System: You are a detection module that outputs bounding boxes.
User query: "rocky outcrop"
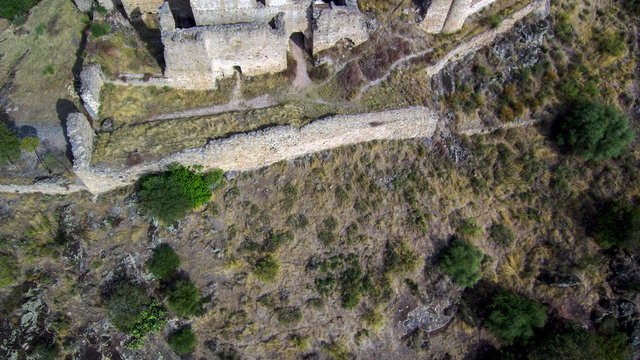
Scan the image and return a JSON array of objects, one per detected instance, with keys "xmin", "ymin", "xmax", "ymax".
[
  {"xmin": 72, "ymin": 0, "xmax": 92, "ymax": 11},
  {"xmin": 66, "ymin": 113, "xmax": 95, "ymax": 170},
  {"xmin": 96, "ymin": 0, "xmax": 115, "ymax": 11},
  {"xmin": 79, "ymin": 63, "xmax": 105, "ymax": 121}
]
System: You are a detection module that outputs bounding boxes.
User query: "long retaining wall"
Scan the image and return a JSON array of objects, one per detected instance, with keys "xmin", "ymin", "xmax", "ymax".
[{"xmin": 0, "ymin": 107, "xmax": 439, "ymax": 195}]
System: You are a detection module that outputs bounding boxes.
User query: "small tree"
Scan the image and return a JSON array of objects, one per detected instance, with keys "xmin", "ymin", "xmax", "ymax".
[
  {"xmin": 168, "ymin": 326, "xmax": 197, "ymax": 354},
  {"xmin": 105, "ymin": 283, "xmax": 152, "ymax": 332},
  {"xmin": 594, "ymin": 199, "xmax": 640, "ymax": 250},
  {"xmin": 167, "ymin": 280, "xmax": 201, "ymax": 317},
  {"xmin": 556, "ymin": 101, "xmax": 634, "ymax": 160},
  {"xmin": 146, "ymin": 244, "xmax": 180, "ymax": 279},
  {"xmin": 438, "ymin": 237, "xmax": 484, "ymax": 288},
  {"xmin": 0, "ymin": 123, "xmax": 20, "ymax": 165},
  {"xmin": 254, "ymin": 255, "xmax": 280, "ymax": 282},
  {"xmin": 486, "ymin": 291, "xmax": 547, "ymax": 345},
  {"xmin": 20, "ymin": 137, "xmax": 39, "ymax": 153},
  {"xmin": 138, "ymin": 164, "xmax": 224, "ymax": 224}
]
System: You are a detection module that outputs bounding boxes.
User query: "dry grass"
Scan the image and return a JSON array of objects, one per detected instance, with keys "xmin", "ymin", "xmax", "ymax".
[{"xmin": 0, "ymin": 0, "xmax": 87, "ymax": 124}]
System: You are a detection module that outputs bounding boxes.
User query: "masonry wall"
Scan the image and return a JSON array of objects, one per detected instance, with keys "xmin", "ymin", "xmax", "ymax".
[
  {"xmin": 163, "ymin": 28, "xmax": 217, "ymax": 89},
  {"xmin": 121, "ymin": 0, "xmax": 164, "ymax": 15},
  {"xmin": 421, "ymin": 0, "xmax": 498, "ymax": 34},
  {"xmin": 441, "ymin": 0, "xmax": 473, "ymax": 33},
  {"xmin": 312, "ymin": 2, "xmax": 368, "ymax": 53}
]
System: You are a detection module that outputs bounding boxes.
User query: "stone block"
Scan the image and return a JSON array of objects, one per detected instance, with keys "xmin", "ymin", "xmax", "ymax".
[
  {"xmin": 79, "ymin": 63, "xmax": 105, "ymax": 121},
  {"xmin": 66, "ymin": 113, "xmax": 95, "ymax": 170}
]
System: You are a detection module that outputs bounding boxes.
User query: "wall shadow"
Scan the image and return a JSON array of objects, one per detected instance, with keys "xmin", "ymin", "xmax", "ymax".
[{"xmin": 56, "ymin": 99, "xmax": 80, "ymax": 163}]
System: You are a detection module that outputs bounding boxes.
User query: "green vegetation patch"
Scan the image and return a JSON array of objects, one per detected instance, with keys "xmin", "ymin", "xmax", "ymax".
[
  {"xmin": 0, "ymin": 252, "xmax": 19, "ymax": 287},
  {"xmin": 126, "ymin": 302, "xmax": 167, "ymax": 349},
  {"xmin": 138, "ymin": 164, "xmax": 224, "ymax": 224},
  {"xmin": 486, "ymin": 291, "xmax": 547, "ymax": 345},
  {"xmin": 275, "ymin": 306, "xmax": 302, "ymax": 326},
  {"xmin": 146, "ymin": 244, "xmax": 181, "ymax": 279},
  {"xmin": 254, "ymin": 255, "xmax": 280, "ymax": 282},
  {"xmin": 594, "ymin": 198, "xmax": 640, "ymax": 250},
  {"xmin": 439, "ymin": 237, "xmax": 484, "ymax": 288},
  {"xmin": 489, "ymin": 223, "xmax": 515, "ymax": 246},
  {"xmin": 0, "ymin": 124, "xmax": 20, "ymax": 165},
  {"xmin": 167, "ymin": 280, "xmax": 201, "ymax": 317},
  {"xmin": 168, "ymin": 326, "xmax": 197, "ymax": 354},
  {"xmin": 0, "ymin": 0, "xmax": 40, "ymax": 23},
  {"xmin": 383, "ymin": 239, "xmax": 419, "ymax": 274},
  {"xmin": 556, "ymin": 101, "xmax": 633, "ymax": 160}
]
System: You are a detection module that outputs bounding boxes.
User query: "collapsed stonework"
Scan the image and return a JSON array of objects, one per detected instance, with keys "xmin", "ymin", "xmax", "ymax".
[
  {"xmin": 66, "ymin": 113, "xmax": 96, "ymax": 170},
  {"xmin": 158, "ymin": 0, "xmax": 368, "ymax": 89},
  {"xmin": 79, "ymin": 63, "xmax": 105, "ymax": 121},
  {"xmin": 422, "ymin": 0, "xmax": 497, "ymax": 34}
]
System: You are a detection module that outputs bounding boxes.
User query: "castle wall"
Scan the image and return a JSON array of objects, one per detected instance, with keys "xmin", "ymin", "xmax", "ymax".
[
  {"xmin": 312, "ymin": 1, "xmax": 368, "ymax": 53},
  {"xmin": 441, "ymin": 0, "xmax": 473, "ymax": 33},
  {"xmin": 421, "ymin": 0, "xmax": 453, "ymax": 33},
  {"xmin": 121, "ymin": 0, "xmax": 164, "ymax": 15},
  {"xmin": 163, "ymin": 28, "xmax": 218, "ymax": 89}
]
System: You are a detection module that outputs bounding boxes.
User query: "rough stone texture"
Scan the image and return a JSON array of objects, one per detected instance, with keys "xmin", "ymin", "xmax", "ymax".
[
  {"xmin": 159, "ymin": 0, "xmax": 367, "ymax": 89},
  {"xmin": 441, "ymin": 0, "xmax": 473, "ymax": 33},
  {"xmin": 73, "ymin": 0, "xmax": 93, "ymax": 11},
  {"xmin": 121, "ymin": 0, "xmax": 163, "ymax": 16},
  {"xmin": 422, "ymin": 0, "xmax": 454, "ymax": 33},
  {"xmin": 74, "ymin": 106, "xmax": 439, "ymax": 194},
  {"xmin": 96, "ymin": 0, "xmax": 115, "ymax": 11},
  {"xmin": 79, "ymin": 63, "xmax": 105, "ymax": 121},
  {"xmin": 66, "ymin": 113, "xmax": 95, "ymax": 170},
  {"xmin": 312, "ymin": 0, "xmax": 368, "ymax": 53},
  {"xmin": 426, "ymin": 0, "xmax": 550, "ymax": 75}
]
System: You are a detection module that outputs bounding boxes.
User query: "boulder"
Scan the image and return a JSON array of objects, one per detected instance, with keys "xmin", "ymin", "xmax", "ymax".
[
  {"xmin": 79, "ymin": 63, "xmax": 105, "ymax": 121},
  {"xmin": 96, "ymin": 0, "xmax": 114, "ymax": 11},
  {"xmin": 73, "ymin": 0, "xmax": 92, "ymax": 12},
  {"xmin": 66, "ymin": 113, "xmax": 95, "ymax": 170}
]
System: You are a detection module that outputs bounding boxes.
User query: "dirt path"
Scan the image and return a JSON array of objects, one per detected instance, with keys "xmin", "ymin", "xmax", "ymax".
[{"xmin": 290, "ymin": 39, "xmax": 313, "ymax": 91}]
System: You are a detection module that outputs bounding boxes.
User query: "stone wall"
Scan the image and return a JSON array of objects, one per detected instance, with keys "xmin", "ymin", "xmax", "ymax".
[
  {"xmin": 422, "ymin": 0, "xmax": 453, "ymax": 33},
  {"xmin": 312, "ymin": 0, "xmax": 368, "ymax": 53},
  {"xmin": 74, "ymin": 106, "xmax": 439, "ymax": 194},
  {"xmin": 79, "ymin": 63, "xmax": 105, "ymax": 121},
  {"xmin": 121, "ymin": 0, "xmax": 164, "ymax": 15},
  {"xmin": 66, "ymin": 113, "xmax": 95, "ymax": 170},
  {"xmin": 441, "ymin": 0, "xmax": 473, "ymax": 33},
  {"xmin": 421, "ymin": 0, "xmax": 498, "ymax": 34}
]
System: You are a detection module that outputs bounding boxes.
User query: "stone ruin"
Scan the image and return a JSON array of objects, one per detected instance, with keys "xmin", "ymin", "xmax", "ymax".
[
  {"xmin": 421, "ymin": 0, "xmax": 497, "ymax": 34},
  {"xmin": 157, "ymin": 0, "xmax": 368, "ymax": 89}
]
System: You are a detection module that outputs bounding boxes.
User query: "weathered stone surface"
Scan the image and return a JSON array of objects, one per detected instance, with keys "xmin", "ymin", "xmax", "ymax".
[
  {"xmin": 79, "ymin": 63, "xmax": 105, "ymax": 120},
  {"xmin": 422, "ymin": 0, "xmax": 454, "ymax": 33},
  {"xmin": 312, "ymin": 0, "xmax": 368, "ymax": 54},
  {"xmin": 537, "ymin": 271, "xmax": 581, "ymax": 288},
  {"xmin": 66, "ymin": 113, "xmax": 95, "ymax": 170},
  {"xmin": 96, "ymin": 0, "xmax": 115, "ymax": 11},
  {"xmin": 100, "ymin": 117, "xmax": 114, "ymax": 132},
  {"xmin": 73, "ymin": 0, "xmax": 93, "ymax": 11},
  {"xmin": 442, "ymin": 0, "xmax": 473, "ymax": 34}
]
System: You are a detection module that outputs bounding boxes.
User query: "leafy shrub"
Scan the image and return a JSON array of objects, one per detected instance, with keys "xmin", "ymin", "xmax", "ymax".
[
  {"xmin": 167, "ymin": 280, "xmax": 201, "ymax": 317},
  {"xmin": 488, "ymin": 14, "xmax": 502, "ymax": 28},
  {"xmin": 90, "ymin": 22, "xmax": 112, "ymax": 38},
  {"xmin": 30, "ymin": 343, "xmax": 58, "ymax": 360},
  {"xmin": 383, "ymin": 239, "xmax": 419, "ymax": 274},
  {"xmin": 487, "ymin": 291, "xmax": 547, "ymax": 345},
  {"xmin": 168, "ymin": 326, "xmax": 197, "ymax": 354},
  {"xmin": 20, "ymin": 137, "xmax": 39, "ymax": 153},
  {"xmin": 262, "ymin": 231, "xmax": 293, "ymax": 253},
  {"xmin": 146, "ymin": 244, "xmax": 180, "ymax": 279},
  {"xmin": 42, "ymin": 65, "xmax": 54, "ymax": 75},
  {"xmin": 289, "ymin": 334, "xmax": 309, "ymax": 349},
  {"xmin": 0, "ymin": 0, "xmax": 39, "ymax": 21},
  {"xmin": 438, "ymin": 237, "xmax": 483, "ymax": 288},
  {"xmin": 275, "ymin": 306, "xmax": 302, "ymax": 326},
  {"xmin": 139, "ymin": 164, "xmax": 224, "ymax": 224},
  {"xmin": 0, "ymin": 252, "xmax": 18, "ymax": 287},
  {"xmin": 556, "ymin": 101, "xmax": 633, "ymax": 160},
  {"xmin": 287, "ymin": 214, "xmax": 309, "ymax": 230},
  {"xmin": 490, "ymin": 223, "xmax": 515, "ymax": 246},
  {"xmin": 254, "ymin": 255, "xmax": 279, "ymax": 282},
  {"xmin": 458, "ymin": 217, "xmax": 483, "ymax": 238},
  {"xmin": 126, "ymin": 301, "xmax": 167, "ymax": 349},
  {"xmin": 105, "ymin": 283, "xmax": 154, "ymax": 332},
  {"xmin": 597, "ymin": 32, "xmax": 626, "ymax": 57},
  {"xmin": 0, "ymin": 123, "xmax": 20, "ymax": 165},
  {"xmin": 593, "ymin": 199, "xmax": 640, "ymax": 250},
  {"xmin": 362, "ymin": 310, "xmax": 383, "ymax": 330}
]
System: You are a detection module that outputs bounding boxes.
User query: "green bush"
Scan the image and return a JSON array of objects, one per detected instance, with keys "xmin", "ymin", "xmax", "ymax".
[
  {"xmin": 30, "ymin": 343, "xmax": 58, "ymax": 360},
  {"xmin": 146, "ymin": 244, "xmax": 180, "ymax": 279},
  {"xmin": 490, "ymin": 223, "xmax": 515, "ymax": 246},
  {"xmin": 254, "ymin": 255, "xmax": 279, "ymax": 282},
  {"xmin": 0, "ymin": 0, "xmax": 39, "ymax": 21},
  {"xmin": 0, "ymin": 252, "xmax": 18, "ymax": 287},
  {"xmin": 287, "ymin": 214, "xmax": 309, "ymax": 230},
  {"xmin": 275, "ymin": 306, "xmax": 302, "ymax": 326},
  {"xmin": 458, "ymin": 217, "xmax": 483, "ymax": 238},
  {"xmin": 168, "ymin": 326, "xmax": 197, "ymax": 354},
  {"xmin": 126, "ymin": 301, "xmax": 167, "ymax": 349},
  {"xmin": 90, "ymin": 22, "xmax": 112, "ymax": 38},
  {"xmin": 20, "ymin": 137, "xmax": 39, "ymax": 153},
  {"xmin": 597, "ymin": 32, "xmax": 626, "ymax": 57},
  {"xmin": 438, "ymin": 238, "xmax": 483, "ymax": 288},
  {"xmin": 0, "ymin": 123, "xmax": 20, "ymax": 165},
  {"xmin": 139, "ymin": 164, "xmax": 224, "ymax": 224},
  {"xmin": 486, "ymin": 291, "xmax": 547, "ymax": 345},
  {"xmin": 488, "ymin": 14, "xmax": 502, "ymax": 28},
  {"xmin": 105, "ymin": 284, "xmax": 169, "ymax": 349},
  {"xmin": 556, "ymin": 101, "xmax": 633, "ymax": 160},
  {"xmin": 593, "ymin": 199, "xmax": 640, "ymax": 250},
  {"xmin": 167, "ymin": 280, "xmax": 201, "ymax": 317},
  {"xmin": 383, "ymin": 239, "xmax": 419, "ymax": 274}
]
